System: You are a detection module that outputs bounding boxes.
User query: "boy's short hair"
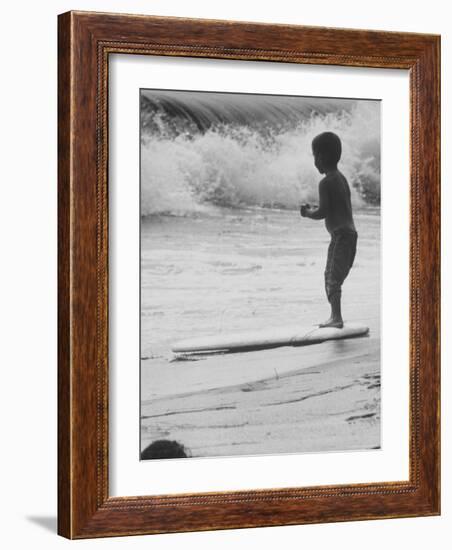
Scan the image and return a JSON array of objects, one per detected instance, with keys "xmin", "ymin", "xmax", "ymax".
[{"xmin": 312, "ymin": 132, "xmax": 342, "ymax": 165}]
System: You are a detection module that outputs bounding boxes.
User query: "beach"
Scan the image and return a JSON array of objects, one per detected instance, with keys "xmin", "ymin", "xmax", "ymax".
[{"xmin": 140, "ymin": 208, "xmax": 380, "ymax": 458}]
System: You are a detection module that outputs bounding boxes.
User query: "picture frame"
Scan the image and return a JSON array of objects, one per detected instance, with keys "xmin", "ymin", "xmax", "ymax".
[{"xmin": 58, "ymin": 10, "xmax": 440, "ymax": 539}]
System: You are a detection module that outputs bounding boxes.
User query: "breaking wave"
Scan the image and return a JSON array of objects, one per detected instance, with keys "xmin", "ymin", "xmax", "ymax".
[{"xmin": 140, "ymin": 90, "xmax": 380, "ymax": 216}]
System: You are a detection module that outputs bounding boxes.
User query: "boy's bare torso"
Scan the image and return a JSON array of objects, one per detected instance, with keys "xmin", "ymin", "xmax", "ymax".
[{"xmin": 322, "ymin": 170, "xmax": 356, "ymax": 234}]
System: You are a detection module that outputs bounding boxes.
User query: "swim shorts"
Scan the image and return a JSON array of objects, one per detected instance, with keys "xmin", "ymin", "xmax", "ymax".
[{"xmin": 324, "ymin": 228, "xmax": 358, "ymax": 301}]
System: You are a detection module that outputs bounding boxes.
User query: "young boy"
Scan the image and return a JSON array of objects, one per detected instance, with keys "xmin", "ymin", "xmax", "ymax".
[{"xmin": 300, "ymin": 131, "xmax": 357, "ymax": 329}]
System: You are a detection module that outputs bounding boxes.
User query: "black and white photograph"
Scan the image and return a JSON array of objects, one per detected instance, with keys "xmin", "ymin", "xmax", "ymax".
[{"xmin": 140, "ymin": 89, "xmax": 381, "ymax": 460}]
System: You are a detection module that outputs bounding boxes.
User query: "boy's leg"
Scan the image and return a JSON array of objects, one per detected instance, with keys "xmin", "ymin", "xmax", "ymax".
[
  {"xmin": 330, "ymin": 292, "xmax": 343, "ymax": 324},
  {"xmin": 320, "ymin": 290, "xmax": 343, "ymax": 328},
  {"xmin": 321, "ymin": 231, "xmax": 358, "ymax": 327},
  {"xmin": 321, "ymin": 235, "xmax": 344, "ymax": 328}
]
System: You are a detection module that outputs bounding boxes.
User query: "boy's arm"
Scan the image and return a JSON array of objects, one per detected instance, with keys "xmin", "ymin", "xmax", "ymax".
[{"xmin": 303, "ymin": 179, "xmax": 329, "ymax": 220}]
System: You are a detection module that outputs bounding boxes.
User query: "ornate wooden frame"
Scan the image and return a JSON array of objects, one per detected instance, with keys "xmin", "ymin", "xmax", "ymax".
[{"xmin": 58, "ymin": 11, "xmax": 440, "ymax": 539}]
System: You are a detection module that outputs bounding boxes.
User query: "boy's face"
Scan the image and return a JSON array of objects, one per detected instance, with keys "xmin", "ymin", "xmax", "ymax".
[{"xmin": 313, "ymin": 149, "xmax": 325, "ymax": 174}]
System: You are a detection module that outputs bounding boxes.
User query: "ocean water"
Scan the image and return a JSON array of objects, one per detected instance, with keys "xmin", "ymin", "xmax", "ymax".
[{"xmin": 140, "ymin": 208, "xmax": 380, "ymax": 361}]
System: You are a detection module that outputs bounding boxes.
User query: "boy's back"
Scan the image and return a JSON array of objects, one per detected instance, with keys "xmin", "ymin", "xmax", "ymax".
[{"xmin": 321, "ymin": 169, "xmax": 356, "ymax": 235}]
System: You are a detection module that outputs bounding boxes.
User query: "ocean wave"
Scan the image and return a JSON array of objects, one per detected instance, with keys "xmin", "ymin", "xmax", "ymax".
[{"xmin": 141, "ymin": 94, "xmax": 380, "ymax": 216}]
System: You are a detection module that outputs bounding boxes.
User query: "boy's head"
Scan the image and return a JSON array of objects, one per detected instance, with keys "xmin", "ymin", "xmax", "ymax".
[{"xmin": 312, "ymin": 132, "xmax": 342, "ymax": 173}]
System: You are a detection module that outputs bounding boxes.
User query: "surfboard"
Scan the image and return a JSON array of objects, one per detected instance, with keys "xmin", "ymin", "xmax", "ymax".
[{"xmin": 172, "ymin": 323, "xmax": 369, "ymax": 355}]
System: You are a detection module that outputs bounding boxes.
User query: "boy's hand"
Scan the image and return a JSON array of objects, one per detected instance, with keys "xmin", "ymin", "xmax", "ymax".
[{"xmin": 300, "ymin": 203, "xmax": 310, "ymax": 217}]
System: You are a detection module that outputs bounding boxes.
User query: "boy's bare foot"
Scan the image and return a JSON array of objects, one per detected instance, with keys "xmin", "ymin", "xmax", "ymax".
[{"xmin": 318, "ymin": 318, "xmax": 344, "ymax": 329}]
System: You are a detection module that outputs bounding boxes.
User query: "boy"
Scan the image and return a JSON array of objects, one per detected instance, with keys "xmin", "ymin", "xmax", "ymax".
[{"xmin": 300, "ymin": 131, "xmax": 357, "ymax": 329}]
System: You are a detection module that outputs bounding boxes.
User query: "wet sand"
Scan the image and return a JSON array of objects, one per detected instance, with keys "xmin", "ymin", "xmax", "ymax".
[
  {"xmin": 140, "ymin": 208, "xmax": 380, "ymax": 457},
  {"xmin": 142, "ymin": 342, "xmax": 380, "ymax": 457}
]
